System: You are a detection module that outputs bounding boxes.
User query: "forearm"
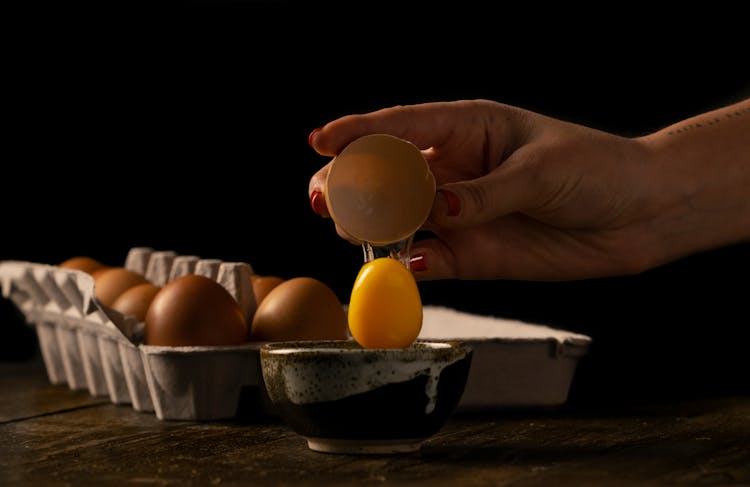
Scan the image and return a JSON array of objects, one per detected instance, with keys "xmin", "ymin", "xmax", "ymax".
[{"xmin": 639, "ymin": 98, "xmax": 750, "ymax": 264}]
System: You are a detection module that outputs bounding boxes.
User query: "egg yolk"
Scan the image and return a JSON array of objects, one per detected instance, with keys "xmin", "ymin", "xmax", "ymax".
[{"xmin": 348, "ymin": 257, "xmax": 422, "ymax": 349}]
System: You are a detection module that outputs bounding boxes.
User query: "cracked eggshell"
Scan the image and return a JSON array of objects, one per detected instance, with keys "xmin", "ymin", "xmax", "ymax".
[{"xmin": 325, "ymin": 134, "xmax": 435, "ymax": 245}]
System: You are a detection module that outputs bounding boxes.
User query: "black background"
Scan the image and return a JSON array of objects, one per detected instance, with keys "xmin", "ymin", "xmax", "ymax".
[{"xmin": 3, "ymin": 1, "xmax": 749, "ymax": 406}]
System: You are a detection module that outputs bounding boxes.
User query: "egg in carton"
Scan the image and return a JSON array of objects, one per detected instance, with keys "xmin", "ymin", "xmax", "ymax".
[
  {"xmin": 0, "ymin": 247, "xmax": 272, "ymax": 422},
  {"xmin": 131, "ymin": 248, "xmax": 270, "ymax": 421},
  {"xmin": 119, "ymin": 247, "xmax": 272, "ymax": 421}
]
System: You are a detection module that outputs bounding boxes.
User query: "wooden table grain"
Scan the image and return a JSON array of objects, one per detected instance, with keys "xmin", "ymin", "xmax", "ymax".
[{"xmin": 2, "ymin": 354, "xmax": 748, "ymax": 487}]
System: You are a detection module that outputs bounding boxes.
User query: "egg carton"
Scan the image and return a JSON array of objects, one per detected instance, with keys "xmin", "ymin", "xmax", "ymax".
[
  {"xmin": 0, "ymin": 247, "xmax": 272, "ymax": 421},
  {"xmin": 417, "ymin": 306, "xmax": 592, "ymax": 410}
]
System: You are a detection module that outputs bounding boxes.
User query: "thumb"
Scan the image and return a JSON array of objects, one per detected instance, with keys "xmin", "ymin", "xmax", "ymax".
[{"xmin": 429, "ymin": 155, "xmax": 542, "ymax": 228}]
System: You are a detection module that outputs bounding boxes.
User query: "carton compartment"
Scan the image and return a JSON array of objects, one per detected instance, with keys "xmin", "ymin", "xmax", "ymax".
[
  {"xmin": 99, "ymin": 335, "xmax": 131, "ymax": 404},
  {"xmin": 35, "ymin": 318, "xmax": 67, "ymax": 385},
  {"xmin": 55, "ymin": 319, "xmax": 88, "ymax": 391},
  {"xmin": 0, "ymin": 249, "xmax": 265, "ymax": 421},
  {"xmin": 77, "ymin": 324, "xmax": 109, "ymax": 397},
  {"xmin": 120, "ymin": 340, "xmax": 154, "ymax": 412},
  {"xmin": 141, "ymin": 344, "xmax": 262, "ymax": 421}
]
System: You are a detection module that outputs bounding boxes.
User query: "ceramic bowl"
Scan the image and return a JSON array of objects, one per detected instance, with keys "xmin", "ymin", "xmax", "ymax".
[{"xmin": 260, "ymin": 340, "xmax": 472, "ymax": 454}]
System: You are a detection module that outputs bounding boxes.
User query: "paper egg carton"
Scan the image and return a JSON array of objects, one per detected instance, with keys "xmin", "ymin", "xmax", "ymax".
[
  {"xmin": 0, "ymin": 247, "xmax": 271, "ymax": 421},
  {"xmin": 417, "ymin": 306, "xmax": 592, "ymax": 410}
]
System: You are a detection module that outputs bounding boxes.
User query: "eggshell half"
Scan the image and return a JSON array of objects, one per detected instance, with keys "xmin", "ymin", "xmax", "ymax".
[{"xmin": 325, "ymin": 134, "xmax": 435, "ymax": 245}]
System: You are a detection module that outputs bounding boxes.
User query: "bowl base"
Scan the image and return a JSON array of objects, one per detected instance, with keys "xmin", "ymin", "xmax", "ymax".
[{"xmin": 305, "ymin": 437, "xmax": 424, "ymax": 454}]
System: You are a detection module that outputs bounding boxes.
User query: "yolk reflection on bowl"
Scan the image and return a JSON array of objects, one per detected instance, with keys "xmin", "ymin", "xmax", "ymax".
[{"xmin": 348, "ymin": 257, "xmax": 422, "ymax": 349}]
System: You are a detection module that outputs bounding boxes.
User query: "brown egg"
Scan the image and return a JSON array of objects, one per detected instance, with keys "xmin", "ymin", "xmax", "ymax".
[
  {"xmin": 59, "ymin": 256, "xmax": 109, "ymax": 275},
  {"xmin": 111, "ymin": 283, "xmax": 161, "ymax": 322},
  {"xmin": 251, "ymin": 275, "xmax": 285, "ymax": 305},
  {"xmin": 94, "ymin": 267, "xmax": 150, "ymax": 307},
  {"xmin": 250, "ymin": 277, "xmax": 348, "ymax": 342},
  {"xmin": 145, "ymin": 274, "xmax": 247, "ymax": 347}
]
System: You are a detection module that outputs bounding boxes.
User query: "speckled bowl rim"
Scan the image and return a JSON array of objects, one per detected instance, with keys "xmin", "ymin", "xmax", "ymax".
[{"xmin": 260, "ymin": 339, "xmax": 470, "ymax": 358}]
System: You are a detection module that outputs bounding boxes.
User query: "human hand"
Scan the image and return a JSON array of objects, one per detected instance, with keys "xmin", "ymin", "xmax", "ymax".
[{"xmin": 308, "ymin": 99, "xmax": 750, "ymax": 281}]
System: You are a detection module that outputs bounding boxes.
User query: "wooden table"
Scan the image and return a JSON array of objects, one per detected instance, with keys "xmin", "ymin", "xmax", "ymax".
[{"xmin": 2, "ymin": 354, "xmax": 748, "ymax": 486}]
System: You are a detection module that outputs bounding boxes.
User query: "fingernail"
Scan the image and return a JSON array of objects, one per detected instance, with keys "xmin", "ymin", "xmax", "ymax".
[
  {"xmin": 409, "ymin": 253, "xmax": 426, "ymax": 272},
  {"xmin": 309, "ymin": 190, "xmax": 330, "ymax": 218},
  {"xmin": 438, "ymin": 189, "xmax": 461, "ymax": 217},
  {"xmin": 308, "ymin": 127, "xmax": 322, "ymax": 147}
]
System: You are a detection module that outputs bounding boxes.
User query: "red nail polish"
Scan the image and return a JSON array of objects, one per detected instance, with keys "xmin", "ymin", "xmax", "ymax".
[
  {"xmin": 409, "ymin": 253, "xmax": 426, "ymax": 272},
  {"xmin": 440, "ymin": 189, "xmax": 461, "ymax": 217},
  {"xmin": 309, "ymin": 190, "xmax": 330, "ymax": 218},
  {"xmin": 308, "ymin": 127, "xmax": 322, "ymax": 147}
]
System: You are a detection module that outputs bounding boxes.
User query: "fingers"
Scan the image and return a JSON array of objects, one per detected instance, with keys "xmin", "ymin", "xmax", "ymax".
[
  {"xmin": 308, "ymin": 100, "xmax": 494, "ymax": 156},
  {"xmin": 428, "ymin": 145, "xmax": 544, "ymax": 228},
  {"xmin": 307, "ymin": 99, "xmax": 502, "ymax": 221},
  {"xmin": 408, "ymin": 238, "xmax": 458, "ymax": 281},
  {"xmin": 307, "ymin": 99, "xmax": 540, "ymax": 262},
  {"xmin": 307, "ymin": 100, "xmax": 490, "ymax": 224},
  {"xmin": 308, "ymin": 161, "xmax": 332, "ymax": 217},
  {"xmin": 308, "ymin": 167, "xmax": 362, "ymax": 244}
]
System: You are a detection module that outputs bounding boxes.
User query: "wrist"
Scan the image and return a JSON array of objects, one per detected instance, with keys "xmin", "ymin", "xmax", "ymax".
[{"xmin": 635, "ymin": 101, "xmax": 750, "ymax": 267}]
